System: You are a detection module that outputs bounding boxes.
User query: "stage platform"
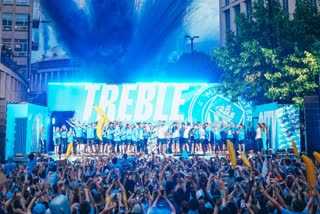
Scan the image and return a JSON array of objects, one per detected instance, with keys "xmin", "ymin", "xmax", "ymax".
[
  {"xmin": 11, "ymin": 149, "xmax": 289, "ymax": 166},
  {"xmin": 39, "ymin": 151, "xmax": 256, "ymax": 163}
]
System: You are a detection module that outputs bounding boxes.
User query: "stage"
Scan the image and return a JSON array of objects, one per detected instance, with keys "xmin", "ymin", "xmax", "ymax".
[{"xmin": 11, "ymin": 150, "xmax": 260, "ymax": 167}]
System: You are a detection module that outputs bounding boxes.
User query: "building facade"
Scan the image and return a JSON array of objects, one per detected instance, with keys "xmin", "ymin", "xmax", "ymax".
[
  {"xmin": 0, "ymin": 64, "xmax": 28, "ymax": 163},
  {"xmin": 0, "ymin": 0, "xmax": 34, "ymax": 79},
  {"xmin": 29, "ymin": 57, "xmax": 80, "ymax": 106},
  {"xmin": 0, "ymin": 0, "xmax": 33, "ymax": 162},
  {"xmin": 219, "ymin": 0, "xmax": 301, "ymax": 45}
]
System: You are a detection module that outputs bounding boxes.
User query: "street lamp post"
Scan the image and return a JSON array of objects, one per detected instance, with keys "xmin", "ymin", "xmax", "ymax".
[{"xmin": 184, "ymin": 35, "xmax": 200, "ymax": 55}]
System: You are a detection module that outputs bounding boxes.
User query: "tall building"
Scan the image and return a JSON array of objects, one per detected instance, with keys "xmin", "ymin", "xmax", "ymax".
[
  {"xmin": 0, "ymin": 0, "xmax": 33, "ymax": 162},
  {"xmin": 0, "ymin": 0, "xmax": 34, "ymax": 79},
  {"xmin": 219, "ymin": 0, "xmax": 300, "ymax": 45}
]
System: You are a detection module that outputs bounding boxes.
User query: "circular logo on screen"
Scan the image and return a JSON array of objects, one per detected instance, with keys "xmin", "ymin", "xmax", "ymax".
[{"xmin": 187, "ymin": 85, "xmax": 252, "ymax": 125}]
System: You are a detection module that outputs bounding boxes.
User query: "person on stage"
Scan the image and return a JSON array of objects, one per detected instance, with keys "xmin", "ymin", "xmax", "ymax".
[
  {"xmin": 245, "ymin": 122, "xmax": 255, "ymax": 152},
  {"xmin": 203, "ymin": 123, "xmax": 211, "ymax": 154},
  {"xmin": 220, "ymin": 122, "xmax": 227, "ymax": 152},
  {"xmin": 93, "ymin": 122, "xmax": 100, "ymax": 153},
  {"xmin": 86, "ymin": 123, "xmax": 95, "ymax": 153},
  {"xmin": 53, "ymin": 126, "xmax": 60, "ymax": 156},
  {"xmin": 226, "ymin": 122, "xmax": 235, "ymax": 144},
  {"xmin": 66, "ymin": 120, "xmax": 85, "ymax": 155},
  {"xmin": 126, "ymin": 124, "xmax": 132, "ymax": 154},
  {"xmin": 113, "ymin": 122, "xmax": 121, "ymax": 154},
  {"xmin": 192, "ymin": 123, "xmax": 201, "ymax": 154},
  {"xmin": 255, "ymin": 123, "xmax": 263, "ymax": 152},
  {"xmin": 120, "ymin": 123, "xmax": 127, "ymax": 154},
  {"xmin": 182, "ymin": 122, "xmax": 192, "ymax": 153},
  {"xmin": 148, "ymin": 124, "xmax": 157, "ymax": 154},
  {"xmin": 60, "ymin": 125, "xmax": 68, "ymax": 154},
  {"xmin": 261, "ymin": 123, "xmax": 268, "ymax": 151},
  {"xmin": 39, "ymin": 127, "xmax": 47, "ymax": 154},
  {"xmin": 199, "ymin": 123, "xmax": 205, "ymax": 154},
  {"xmin": 213, "ymin": 125, "xmax": 222, "ymax": 154},
  {"xmin": 157, "ymin": 121, "xmax": 168, "ymax": 154},
  {"xmin": 138, "ymin": 123, "xmax": 145, "ymax": 153},
  {"xmin": 101, "ymin": 125, "xmax": 107, "ymax": 154},
  {"xmin": 237, "ymin": 124, "xmax": 245, "ymax": 153},
  {"xmin": 106, "ymin": 122, "xmax": 115, "ymax": 153},
  {"xmin": 171, "ymin": 122, "xmax": 180, "ymax": 154},
  {"xmin": 179, "ymin": 123, "xmax": 185, "ymax": 153},
  {"xmin": 131, "ymin": 124, "xmax": 138, "ymax": 154},
  {"xmin": 67, "ymin": 127, "xmax": 75, "ymax": 155}
]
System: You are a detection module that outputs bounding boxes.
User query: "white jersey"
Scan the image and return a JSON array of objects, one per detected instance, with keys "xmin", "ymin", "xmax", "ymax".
[
  {"xmin": 172, "ymin": 127, "xmax": 180, "ymax": 138},
  {"xmin": 183, "ymin": 126, "xmax": 192, "ymax": 138},
  {"xmin": 199, "ymin": 127, "xmax": 205, "ymax": 139},
  {"xmin": 158, "ymin": 126, "xmax": 167, "ymax": 139},
  {"xmin": 255, "ymin": 127, "xmax": 261, "ymax": 139}
]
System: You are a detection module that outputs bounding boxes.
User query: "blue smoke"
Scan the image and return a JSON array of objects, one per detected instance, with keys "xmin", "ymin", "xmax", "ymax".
[
  {"xmin": 40, "ymin": 0, "xmax": 191, "ymax": 80},
  {"xmin": 125, "ymin": 0, "xmax": 190, "ymax": 69}
]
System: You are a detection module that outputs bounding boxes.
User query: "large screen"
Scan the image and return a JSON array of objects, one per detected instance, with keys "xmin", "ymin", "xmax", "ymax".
[{"xmin": 48, "ymin": 83, "xmax": 253, "ymax": 124}]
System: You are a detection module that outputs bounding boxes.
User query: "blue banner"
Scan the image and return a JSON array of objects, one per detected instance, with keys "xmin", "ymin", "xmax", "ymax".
[{"xmin": 48, "ymin": 83, "xmax": 252, "ymax": 125}]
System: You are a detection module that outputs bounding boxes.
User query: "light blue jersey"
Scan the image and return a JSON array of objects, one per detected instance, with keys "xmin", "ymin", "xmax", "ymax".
[
  {"xmin": 194, "ymin": 128, "xmax": 200, "ymax": 140},
  {"xmin": 214, "ymin": 129, "xmax": 222, "ymax": 141},
  {"xmin": 86, "ymin": 127, "xmax": 95, "ymax": 139},
  {"xmin": 132, "ymin": 129, "xmax": 138, "ymax": 142},
  {"xmin": 238, "ymin": 128, "xmax": 245, "ymax": 141},
  {"xmin": 74, "ymin": 126, "xmax": 83, "ymax": 138},
  {"xmin": 107, "ymin": 127, "xmax": 114, "ymax": 139},
  {"xmin": 114, "ymin": 128, "xmax": 121, "ymax": 142},
  {"xmin": 120, "ymin": 127, "xmax": 127, "ymax": 140},
  {"xmin": 205, "ymin": 127, "xmax": 211, "ymax": 139},
  {"xmin": 67, "ymin": 130, "xmax": 74, "ymax": 143},
  {"xmin": 226, "ymin": 127, "xmax": 234, "ymax": 139},
  {"xmin": 126, "ymin": 128, "xmax": 132, "ymax": 140},
  {"xmin": 138, "ymin": 128, "xmax": 144, "ymax": 140}
]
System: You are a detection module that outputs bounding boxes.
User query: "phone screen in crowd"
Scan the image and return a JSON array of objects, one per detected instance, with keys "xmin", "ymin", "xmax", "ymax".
[{"xmin": 241, "ymin": 199, "xmax": 246, "ymax": 208}]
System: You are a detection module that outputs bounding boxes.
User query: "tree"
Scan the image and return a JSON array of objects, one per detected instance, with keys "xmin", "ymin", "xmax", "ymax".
[
  {"xmin": 265, "ymin": 50, "xmax": 319, "ymax": 106},
  {"xmin": 213, "ymin": 0, "xmax": 320, "ymax": 106}
]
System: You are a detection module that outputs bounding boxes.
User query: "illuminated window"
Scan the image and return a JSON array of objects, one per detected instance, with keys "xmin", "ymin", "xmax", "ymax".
[
  {"xmin": 14, "ymin": 39, "xmax": 28, "ymax": 54},
  {"xmin": 15, "ymin": 14, "xmax": 29, "ymax": 31},
  {"xmin": 16, "ymin": 0, "xmax": 29, "ymax": 6},
  {"xmin": 2, "ymin": 38, "xmax": 12, "ymax": 49},
  {"xmin": 2, "ymin": 13, "xmax": 13, "ymax": 31},
  {"xmin": 3, "ymin": 0, "xmax": 13, "ymax": 5}
]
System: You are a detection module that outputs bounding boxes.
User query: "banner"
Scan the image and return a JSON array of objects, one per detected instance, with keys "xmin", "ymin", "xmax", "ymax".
[{"xmin": 48, "ymin": 83, "xmax": 252, "ymax": 125}]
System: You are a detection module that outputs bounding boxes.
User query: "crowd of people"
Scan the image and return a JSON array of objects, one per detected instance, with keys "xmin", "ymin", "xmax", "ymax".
[
  {"xmin": 51, "ymin": 119, "xmax": 269, "ymax": 156},
  {"xmin": 2, "ymin": 148, "xmax": 320, "ymax": 214}
]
